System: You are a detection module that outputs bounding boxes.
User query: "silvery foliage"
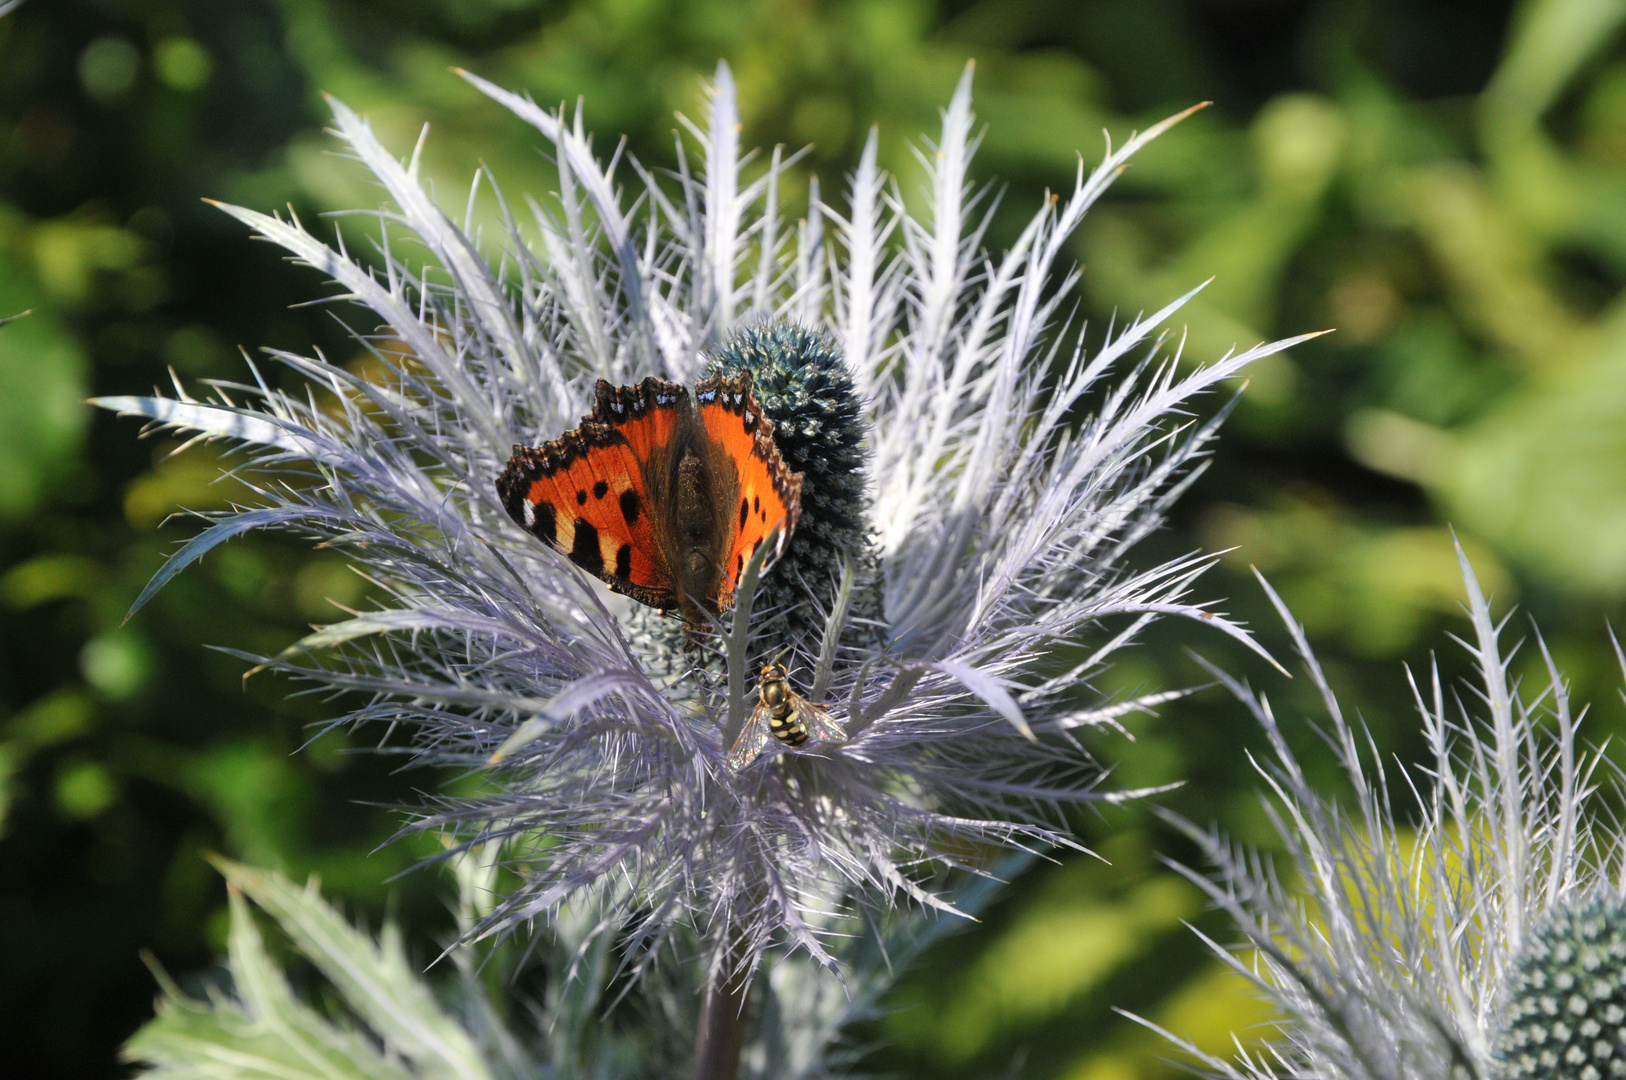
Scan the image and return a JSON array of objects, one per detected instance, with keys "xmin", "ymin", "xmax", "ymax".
[
  {"xmin": 95, "ymin": 61, "xmax": 1311, "ymax": 979},
  {"xmin": 126, "ymin": 854, "xmax": 541, "ymax": 1080},
  {"xmin": 1141, "ymin": 548, "xmax": 1626, "ymax": 1080},
  {"xmin": 124, "ymin": 852, "xmax": 1004, "ymax": 1080}
]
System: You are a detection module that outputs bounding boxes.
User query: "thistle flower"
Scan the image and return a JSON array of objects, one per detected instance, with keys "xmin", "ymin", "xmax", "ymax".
[
  {"xmin": 1494, "ymin": 895, "xmax": 1626, "ymax": 1080},
  {"xmin": 96, "ymin": 61, "xmax": 1309, "ymax": 1026},
  {"xmin": 1142, "ymin": 547, "xmax": 1626, "ymax": 1080}
]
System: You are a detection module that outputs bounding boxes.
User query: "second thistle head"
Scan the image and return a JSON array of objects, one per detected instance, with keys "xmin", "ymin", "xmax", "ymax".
[{"xmin": 1494, "ymin": 894, "xmax": 1626, "ymax": 1080}]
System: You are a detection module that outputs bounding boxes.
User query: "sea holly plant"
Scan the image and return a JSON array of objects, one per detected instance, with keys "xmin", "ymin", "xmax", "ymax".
[
  {"xmin": 102, "ymin": 62, "xmax": 1313, "ymax": 1077},
  {"xmin": 1141, "ymin": 549, "xmax": 1626, "ymax": 1080}
]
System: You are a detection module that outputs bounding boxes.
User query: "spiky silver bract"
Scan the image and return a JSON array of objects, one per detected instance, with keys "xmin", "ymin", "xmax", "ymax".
[
  {"xmin": 94, "ymin": 62, "xmax": 1310, "ymax": 983},
  {"xmin": 1140, "ymin": 547, "xmax": 1626, "ymax": 1080}
]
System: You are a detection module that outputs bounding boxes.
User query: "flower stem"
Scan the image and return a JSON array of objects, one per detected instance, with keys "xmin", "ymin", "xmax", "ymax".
[{"xmin": 692, "ymin": 962, "xmax": 753, "ymax": 1080}]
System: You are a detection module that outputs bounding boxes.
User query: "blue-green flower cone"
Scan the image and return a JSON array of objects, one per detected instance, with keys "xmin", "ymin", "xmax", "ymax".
[
  {"xmin": 1494, "ymin": 894, "xmax": 1626, "ymax": 1079},
  {"xmin": 704, "ymin": 324, "xmax": 883, "ymax": 657}
]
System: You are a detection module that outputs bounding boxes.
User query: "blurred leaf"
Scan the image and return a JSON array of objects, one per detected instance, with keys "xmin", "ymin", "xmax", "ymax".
[
  {"xmin": 180, "ymin": 744, "xmax": 310, "ymax": 871},
  {"xmin": 153, "ymin": 38, "xmax": 212, "ymax": 93},
  {"xmin": 123, "ymin": 881, "xmax": 422, "ymax": 1080},
  {"xmin": 1058, "ymin": 962, "xmax": 1279, "ymax": 1080},
  {"xmin": 0, "ymin": 554, "xmax": 105, "ymax": 608},
  {"xmin": 123, "ymin": 447, "xmax": 258, "ymax": 531},
  {"xmin": 54, "ymin": 759, "xmax": 116, "ymax": 819},
  {"xmin": 1204, "ymin": 503, "xmax": 1512, "ymax": 657},
  {"xmin": 1440, "ymin": 349, "xmax": 1626, "ymax": 592},
  {"xmin": 78, "ymin": 36, "xmax": 141, "ymax": 105},
  {"xmin": 28, "ymin": 216, "xmax": 143, "ymax": 303},
  {"xmin": 0, "ymin": 744, "xmax": 16, "ymax": 836},
  {"xmin": 6, "ymin": 688, "xmax": 94, "ymax": 750},
  {"xmin": 206, "ymin": 859, "xmax": 494, "ymax": 1080},
  {"xmin": 0, "ymin": 250, "xmax": 85, "ymax": 519},
  {"xmin": 79, "ymin": 630, "xmax": 152, "ymax": 699},
  {"xmin": 891, "ymin": 872, "xmax": 1200, "ymax": 1066}
]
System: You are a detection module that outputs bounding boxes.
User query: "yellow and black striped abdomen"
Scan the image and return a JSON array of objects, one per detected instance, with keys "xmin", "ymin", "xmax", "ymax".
[
  {"xmin": 726, "ymin": 659, "xmax": 848, "ymax": 772},
  {"xmin": 766, "ymin": 699, "xmax": 809, "ymax": 747}
]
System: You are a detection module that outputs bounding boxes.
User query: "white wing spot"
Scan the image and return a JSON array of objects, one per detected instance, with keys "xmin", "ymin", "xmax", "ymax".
[{"xmin": 521, "ymin": 501, "xmax": 536, "ymax": 527}]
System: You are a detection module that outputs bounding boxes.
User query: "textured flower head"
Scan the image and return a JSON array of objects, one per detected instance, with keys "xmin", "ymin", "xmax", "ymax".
[
  {"xmin": 1494, "ymin": 894, "xmax": 1626, "ymax": 1080},
  {"xmin": 1145, "ymin": 550, "xmax": 1626, "ymax": 1080},
  {"xmin": 97, "ymin": 62, "xmax": 1308, "ymax": 978}
]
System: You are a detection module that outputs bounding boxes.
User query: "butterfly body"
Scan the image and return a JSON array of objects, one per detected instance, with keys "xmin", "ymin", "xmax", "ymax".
[
  {"xmin": 727, "ymin": 660, "xmax": 847, "ymax": 771},
  {"xmin": 497, "ymin": 372, "xmax": 802, "ymax": 626}
]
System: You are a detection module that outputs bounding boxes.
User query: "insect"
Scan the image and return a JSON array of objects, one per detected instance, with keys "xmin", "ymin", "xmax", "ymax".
[
  {"xmin": 727, "ymin": 657, "xmax": 847, "ymax": 771},
  {"xmin": 496, "ymin": 371, "xmax": 802, "ymax": 630}
]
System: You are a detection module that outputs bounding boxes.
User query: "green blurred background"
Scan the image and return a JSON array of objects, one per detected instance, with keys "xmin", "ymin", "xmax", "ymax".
[{"xmin": 5, "ymin": 0, "xmax": 1625, "ymax": 1076}]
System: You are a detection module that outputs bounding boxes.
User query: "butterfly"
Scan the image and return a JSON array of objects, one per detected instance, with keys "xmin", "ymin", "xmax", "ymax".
[
  {"xmin": 496, "ymin": 371, "xmax": 803, "ymax": 626},
  {"xmin": 726, "ymin": 657, "xmax": 847, "ymax": 771}
]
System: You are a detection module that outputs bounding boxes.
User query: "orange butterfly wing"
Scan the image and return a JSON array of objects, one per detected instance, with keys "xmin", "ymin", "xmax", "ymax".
[
  {"xmin": 496, "ymin": 378, "xmax": 689, "ymax": 610},
  {"xmin": 695, "ymin": 372, "xmax": 803, "ymax": 605}
]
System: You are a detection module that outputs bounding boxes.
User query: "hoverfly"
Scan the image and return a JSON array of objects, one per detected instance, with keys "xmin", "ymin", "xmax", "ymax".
[{"xmin": 726, "ymin": 657, "xmax": 847, "ymax": 771}]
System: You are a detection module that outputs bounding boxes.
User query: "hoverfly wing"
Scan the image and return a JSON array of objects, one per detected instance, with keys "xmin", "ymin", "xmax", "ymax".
[
  {"xmin": 726, "ymin": 704, "xmax": 774, "ymax": 772},
  {"xmin": 799, "ymin": 698, "xmax": 848, "ymax": 746}
]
